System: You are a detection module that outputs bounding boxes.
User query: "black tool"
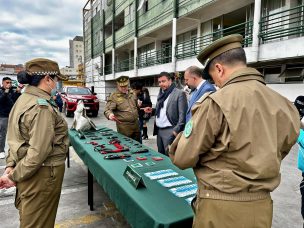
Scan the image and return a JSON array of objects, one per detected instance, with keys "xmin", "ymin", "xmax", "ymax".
[
  {"xmin": 104, "ymin": 154, "xmax": 131, "ymax": 160},
  {"xmin": 132, "ymin": 149, "xmax": 149, "ymax": 154}
]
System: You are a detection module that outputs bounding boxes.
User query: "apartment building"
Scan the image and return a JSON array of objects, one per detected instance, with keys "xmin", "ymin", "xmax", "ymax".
[
  {"xmin": 69, "ymin": 36, "xmax": 84, "ymax": 69},
  {"xmin": 83, "ymin": 0, "xmax": 304, "ymax": 102}
]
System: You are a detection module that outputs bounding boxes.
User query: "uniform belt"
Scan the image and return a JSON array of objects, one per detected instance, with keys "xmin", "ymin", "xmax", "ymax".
[{"xmin": 199, "ymin": 186, "xmax": 270, "ymax": 201}]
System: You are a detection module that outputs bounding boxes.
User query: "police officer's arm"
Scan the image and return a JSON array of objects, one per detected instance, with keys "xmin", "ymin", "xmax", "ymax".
[
  {"xmin": 9, "ymin": 106, "xmax": 55, "ymax": 182},
  {"xmin": 169, "ymin": 98, "xmax": 225, "ymax": 169},
  {"xmin": 172, "ymin": 91, "xmax": 188, "ymax": 134},
  {"xmin": 104, "ymin": 94, "xmax": 117, "ymax": 119},
  {"xmin": 5, "ymin": 149, "xmax": 15, "ymax": 169}
]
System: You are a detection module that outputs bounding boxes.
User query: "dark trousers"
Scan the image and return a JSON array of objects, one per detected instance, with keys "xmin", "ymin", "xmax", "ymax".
[
  {"xmin": 138, "ymin": 119, "xmax": 143, "ymax": 144},
  {"xmin": 301, "ymin": 173, "xmax": 304, "ymax": 220},
  {"xmin": 156, "ymin": 127, "xmax": 174, "ymax": 155},
  {"xmin": 0, "ymin": 117, "xmax": 8, "ymax": 152}
]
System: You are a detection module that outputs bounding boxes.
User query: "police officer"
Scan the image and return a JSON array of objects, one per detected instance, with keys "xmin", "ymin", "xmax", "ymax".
[
  {"xmin": 104, "ymin": 76, "xmax": 141, "ymax": 142},
  {"xmin": 0, "ymin": 58, "xmax": 69, "ymax": 228},
  {"xmin": 169, "ymin": 34, "xmax": 300, "ymax": 228}
]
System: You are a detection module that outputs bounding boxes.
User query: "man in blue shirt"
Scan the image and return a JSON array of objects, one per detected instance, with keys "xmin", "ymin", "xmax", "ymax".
[{"xmin": 184, "ymin": 66, "xmax": 216, "ymax": 123}]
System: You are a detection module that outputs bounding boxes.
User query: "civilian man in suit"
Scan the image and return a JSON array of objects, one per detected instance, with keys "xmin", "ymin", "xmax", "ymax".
[
  {"xmin": 184, "ymin": 66, "xmax": 216, "ymax": 123},
  {"xmin": 153, "ymin": 72, "xmax": 188, "ymax": 155}
]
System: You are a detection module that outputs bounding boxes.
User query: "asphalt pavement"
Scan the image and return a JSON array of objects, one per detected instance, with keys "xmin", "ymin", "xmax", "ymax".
[{"xmin": 0, "ymin": 101, "xmax": 302, "ymax": 227}]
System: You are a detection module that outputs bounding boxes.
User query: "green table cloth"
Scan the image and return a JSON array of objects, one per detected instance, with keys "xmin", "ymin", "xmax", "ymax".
[{"xmin": 69, "ymin": 127, "xmax": 195, "ymax": 228}]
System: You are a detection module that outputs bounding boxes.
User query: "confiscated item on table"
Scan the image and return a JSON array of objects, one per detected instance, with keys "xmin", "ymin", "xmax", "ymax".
[{"xmin": 72, "ymin": 100, "xmax": 97, "ymax": 132}]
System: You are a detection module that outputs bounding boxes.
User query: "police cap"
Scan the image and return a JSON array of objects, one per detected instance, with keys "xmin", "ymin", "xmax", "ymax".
[
  {"xmin": 197, "ymin": 34, "xmax": 243, "ymax": 79},
  {"xmin": 116, "ymin": 76, "xmax": 129, "ymax": 86},
  {"xmin": 25, "ymin": 58, "xmax": 68, "ymax": 81}
]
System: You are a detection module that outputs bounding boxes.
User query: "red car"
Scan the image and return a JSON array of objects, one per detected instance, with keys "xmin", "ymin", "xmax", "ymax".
[{"xmin": 61, "ymin": 86, "xmax": 99, "ymax": 117}]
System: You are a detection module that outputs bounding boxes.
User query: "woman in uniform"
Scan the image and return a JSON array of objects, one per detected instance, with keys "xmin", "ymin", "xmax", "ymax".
[{"xmin": 0, "ymin": 58, "xmax": 69, "ymax": 228}]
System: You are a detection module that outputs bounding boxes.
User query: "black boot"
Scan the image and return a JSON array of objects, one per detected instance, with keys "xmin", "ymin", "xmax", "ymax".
[{"xmin": 143, "ymin": 127, "xmax": 148, "ymax": 140}]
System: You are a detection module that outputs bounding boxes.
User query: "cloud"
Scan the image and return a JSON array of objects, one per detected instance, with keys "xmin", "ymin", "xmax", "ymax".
[{"xmin": 0, "ymin": 0, "xmax": 84, "ymax": 67}]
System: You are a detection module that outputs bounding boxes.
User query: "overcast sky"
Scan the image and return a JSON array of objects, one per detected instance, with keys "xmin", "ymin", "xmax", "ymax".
[{"xmin": 0, "ymin": 0, "xmax": 84, "ymax": 68}]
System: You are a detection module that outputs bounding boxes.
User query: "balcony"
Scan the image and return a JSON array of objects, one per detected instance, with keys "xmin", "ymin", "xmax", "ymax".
[
  {"xmin": 137, "ymin": 44, "xmax": 172, "ymax": 69},
  {"xmin": 260, "ymin": 4, "xmax": 304, "ymax": 43},
  {"xmin": 105, "ymin": 7, "xmax": 113, "ymax": 25},
  {"xmin": 115, "ymin": 22, "xmax": 135, "ymax": 47},
  {"xmin": 104, "ymin": 64, "xmax": 112, "ymax": 75},
  {"xmin": 115, "ymin": 57, "xmax": 134, "ymax": 73},
  {"xmin": 176, "ymin": 21, "xmax": 253, "ymax": 60},
  {"xmin": 105, "ymin": 36, "xmax": 113, "ymax": 52}
]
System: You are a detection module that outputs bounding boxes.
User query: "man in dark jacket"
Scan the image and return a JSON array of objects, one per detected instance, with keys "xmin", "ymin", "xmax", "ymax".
[
  {"xmin": 153, "ymin": 72, "xmax": 188, "ymax": 155},
  {"xmin": 0, "ymin": 77, "xmax": 21, "ymax": 158}
]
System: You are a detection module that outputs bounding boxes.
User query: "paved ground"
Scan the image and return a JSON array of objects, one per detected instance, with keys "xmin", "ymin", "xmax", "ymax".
[{"xmin": 0, "ymin": 98, "xmax": 303, "ymax": 227}]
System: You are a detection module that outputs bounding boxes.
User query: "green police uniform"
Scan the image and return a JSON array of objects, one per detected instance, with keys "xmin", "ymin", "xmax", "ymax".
[
  {"xmin": 5, "ymin": 58, "xmax": 69, "ymax": 228},
  {"xmin": 104, "ymin": 76, "xmax": 140, "ymax": 142},
  {"xmin": 169, "ymin": 35, "xmax": 300, "ymax": 228}
]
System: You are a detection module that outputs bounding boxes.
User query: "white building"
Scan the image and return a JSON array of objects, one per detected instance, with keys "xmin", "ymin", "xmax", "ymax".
[{"xmin": 60, "ymin": 66, "xmax": 78, "ymax": 80}]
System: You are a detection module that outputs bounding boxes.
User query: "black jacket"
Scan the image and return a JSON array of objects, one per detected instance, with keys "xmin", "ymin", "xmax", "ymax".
[
  {"xmin": 0, "ymin": 87, "xmax": 21, "ymax": 117},
  {"xmin": 138, "ymin": 91, "xmax": 152, "ymax": 120}
]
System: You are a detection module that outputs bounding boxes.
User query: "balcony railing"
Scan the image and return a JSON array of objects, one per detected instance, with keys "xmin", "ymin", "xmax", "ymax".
[
  {"xmin": 104, "ymin": 64, "xmax": 112, "ymax": 75},
  {"xmin": 115, "ymin": 22, "xmax": 135, "ymax": 45},
  {"xmin": 260, "ymin": 4, "xmax": 304, "ymax": 42},
  {"xmin": 105, "ymin": 36, "xmax": 113, "ymax": 50},
  {"xmin": 115, "ymin": 57, "xmax": 134, "ymax": 72},
  {"xmin": 176, "ymin": 21, "xmax": 253, "ymax": 60},
  {"xmin": 137, "ymin": 44, "xmax": 172, "ymax": 69}
]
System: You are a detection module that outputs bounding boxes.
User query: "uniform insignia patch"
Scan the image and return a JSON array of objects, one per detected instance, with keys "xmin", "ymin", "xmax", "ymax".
[
  {"xmin": 37, "ymin": 98, "xmax": 49, "ymax": 106},
  {"xmin": 184, "ymin": 120, "xmax": 193, "ymax": 138},
  {"xmin": 116, "ymin": 97, "xmax": 123, "ymax": 102}
]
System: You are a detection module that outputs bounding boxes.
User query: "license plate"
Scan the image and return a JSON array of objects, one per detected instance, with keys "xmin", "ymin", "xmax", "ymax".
[{"xmin": 84, "ymin": 107, "xmax": 90, "ymax": 110}]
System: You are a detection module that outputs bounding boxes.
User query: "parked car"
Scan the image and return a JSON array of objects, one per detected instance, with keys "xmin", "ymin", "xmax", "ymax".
[{"xmin": 60, "ymin": 86, "xmax": 99, "ymax": 117}]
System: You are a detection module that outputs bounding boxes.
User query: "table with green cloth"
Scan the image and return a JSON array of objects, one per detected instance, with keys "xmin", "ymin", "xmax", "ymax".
[{"xmin": 69, "ymin": 127, "xmax": 195, "ymax": 228}]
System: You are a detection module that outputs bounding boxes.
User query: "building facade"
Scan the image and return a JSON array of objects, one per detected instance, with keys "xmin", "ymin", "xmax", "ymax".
[
  {"xmin": 83, "ymin": 0, "xmax": 304, "ymax": 102},
  {"xmin": 69, "ymin": 36, "xmax": 84, "ymax": 69}
]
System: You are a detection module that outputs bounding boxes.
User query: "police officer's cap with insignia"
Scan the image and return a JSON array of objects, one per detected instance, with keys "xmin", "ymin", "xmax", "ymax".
[
  {"xmin": 116, "ymin": 76, "xmax": 129, "ymax": 86},
  {"xmin": 197, "ymin": 34, "xmax": 243, "ymax": 80},
  {"xmin": 18, "ymin": 58, "xmax": 68, "ymax": 84}
]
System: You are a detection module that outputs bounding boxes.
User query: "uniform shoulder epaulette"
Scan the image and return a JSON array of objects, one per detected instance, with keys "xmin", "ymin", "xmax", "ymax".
[{"xmin": 37, "ymin": 98, "xmax": 49, "ymax": 106}]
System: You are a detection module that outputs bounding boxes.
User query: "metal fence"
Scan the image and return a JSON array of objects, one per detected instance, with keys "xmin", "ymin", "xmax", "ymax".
[
  {"xmin": 260, "ymin": 4, "xmax": 304, "ymax": 42},
  {"xmin": 115, "ymin": 57, "xmax": 134, "ymax": 72},
  {"xmin": 104, "ymin": 64, "xmax": 112, "ymax": 75},
  {"xmin": 137, "ymin": 44, "xmax": 172, "ymax": 69},
  {"xmin": 176, "ymin": 20, "xmax": 253, "ymax": 60}
]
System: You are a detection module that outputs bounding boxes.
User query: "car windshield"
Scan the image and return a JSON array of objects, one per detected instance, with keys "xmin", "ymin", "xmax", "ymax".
[{"xmin": 67, "ymin": 87, "xmax": 91, "ymax": 95}]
